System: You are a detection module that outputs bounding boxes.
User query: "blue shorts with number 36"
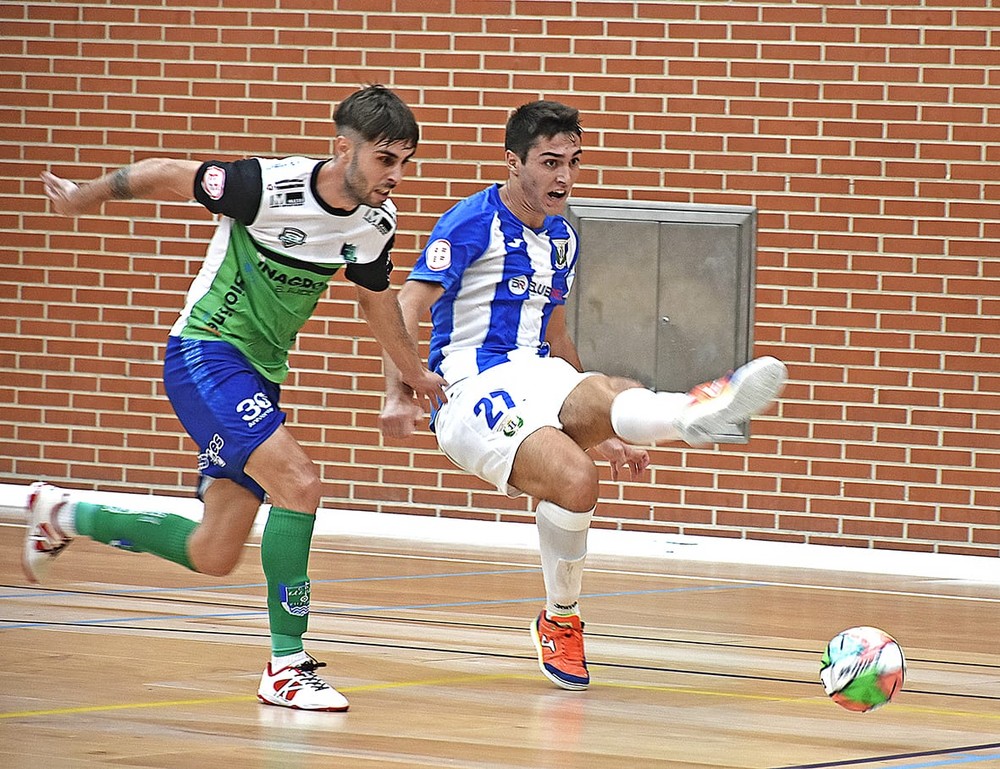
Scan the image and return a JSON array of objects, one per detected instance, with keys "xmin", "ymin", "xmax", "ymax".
[{"xmin": 163, "ymin": 335, "xmax": 286, "ymax": 501}]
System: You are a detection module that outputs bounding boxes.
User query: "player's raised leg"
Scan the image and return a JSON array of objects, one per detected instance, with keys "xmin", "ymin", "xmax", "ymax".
[
  {"xmin": 609, "ymin": 356, "xmax": 788, "ymax": 447},
  {"xmin": 22, "ymin": 481, "xmax": 208, "ymax": 583}
]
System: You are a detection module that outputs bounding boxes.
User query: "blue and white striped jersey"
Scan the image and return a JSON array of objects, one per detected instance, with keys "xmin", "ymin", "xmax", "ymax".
[{"xmin": 409, "ymin": 184, "xmax": 579, "ymax": 384}]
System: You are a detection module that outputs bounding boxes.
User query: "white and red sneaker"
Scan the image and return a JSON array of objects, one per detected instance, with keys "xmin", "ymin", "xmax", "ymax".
[
  {"xmin": 257, "ymin": 653, "xmax": 349, "ymax": 712},
  {"xmin": 674, "ymin": 356, "xmax": 788, "ymax": 445},
  {"xmin": 22, "ymin": 482, "xmax": 75, "ymax": 584}
]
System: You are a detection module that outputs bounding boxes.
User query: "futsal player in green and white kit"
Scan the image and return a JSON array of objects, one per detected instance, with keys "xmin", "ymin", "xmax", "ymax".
[{"xmin": 25, "ymin": 85, "xmax": 447, "ymax": 712}]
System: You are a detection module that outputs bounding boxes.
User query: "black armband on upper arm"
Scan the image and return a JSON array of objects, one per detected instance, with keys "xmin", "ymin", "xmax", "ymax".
[
  {"xmin": 193, "ymin": 159, "xmax": 263, "ymax": 224},
  {"xmin": 345, "ymin": 239, "xmax": 393, "ymax": 292}
]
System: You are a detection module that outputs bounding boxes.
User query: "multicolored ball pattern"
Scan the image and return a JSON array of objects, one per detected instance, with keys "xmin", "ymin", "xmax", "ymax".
[{"xmin": 820, "ymin": 626, "xmax": 905, "ymax": 712}]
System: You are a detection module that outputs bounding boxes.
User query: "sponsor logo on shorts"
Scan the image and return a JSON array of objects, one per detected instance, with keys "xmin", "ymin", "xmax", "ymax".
[{"xmin": 198, "ymin": 433, "xmax": 227, "ymax": 470}]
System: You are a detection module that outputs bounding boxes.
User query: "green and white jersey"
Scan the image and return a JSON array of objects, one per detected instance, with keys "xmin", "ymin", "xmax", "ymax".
[{"xmin": 170, "ymin": 156, "xmax": 397, "ymax": 383}]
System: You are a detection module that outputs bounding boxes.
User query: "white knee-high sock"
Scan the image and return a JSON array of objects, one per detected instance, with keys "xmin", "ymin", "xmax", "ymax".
[
  {"xmin": 536, "ymin": 500, "xmax": 593, "ymax": 618},
  {"xmin": 610, "ymin": 387, "xmax": 691, "ymax": 445}
]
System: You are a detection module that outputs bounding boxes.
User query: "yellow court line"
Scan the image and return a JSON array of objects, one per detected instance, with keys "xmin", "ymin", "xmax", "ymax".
[
  {"xmin": 2, "ymin": 672, "xmax": 996, "ymax": 723},
  {"xmin": 0, "ymin": 673, "xmax": 510, "ymax": 720}
]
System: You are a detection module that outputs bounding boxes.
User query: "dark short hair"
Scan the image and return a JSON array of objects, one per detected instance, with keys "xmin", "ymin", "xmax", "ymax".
[
  {"xmin": 504, "ymin": 100, "xmax": 582, "ymax": 161},
  {"xmin": 333, "ymin": 84, "xmax": 419, "ymax": 147}
]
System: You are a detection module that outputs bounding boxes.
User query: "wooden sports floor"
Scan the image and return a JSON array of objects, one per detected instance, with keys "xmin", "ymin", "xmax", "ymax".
[{"xmin": 1, "ymin": 521, "xmax": 998, "ymax": 769}]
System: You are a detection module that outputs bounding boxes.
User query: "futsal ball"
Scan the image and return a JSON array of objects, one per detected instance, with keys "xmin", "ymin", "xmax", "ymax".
[{"xmin": 820, "ymin": 626, "xmax": 905, "ymax": 712}]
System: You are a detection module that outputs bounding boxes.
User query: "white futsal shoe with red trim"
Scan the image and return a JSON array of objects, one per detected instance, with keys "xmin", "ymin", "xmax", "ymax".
[
  {"xmin": 22, "ymin": 481, "xmax": 75, "ymax": 584},
  {"xmin": 257, "ymin": 652, "xmax": 349, "ymax": 711},
  {"xmin": 673, "ymin": 356, "xmax": 788, "ymax": 446}
]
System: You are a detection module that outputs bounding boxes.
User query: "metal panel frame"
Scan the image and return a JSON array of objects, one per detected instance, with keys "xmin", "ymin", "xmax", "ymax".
[{"xmin": 566, "ymin": 198, "xmax": 758, "ymax": 442}]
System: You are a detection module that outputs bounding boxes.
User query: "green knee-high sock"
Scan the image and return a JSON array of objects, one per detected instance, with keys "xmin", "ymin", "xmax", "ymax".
[
  {"xmin": 74, "ymin": 502, "xmax": 196, "ymax": 570},
  {"xmin": 261, "ymin": 506, "xmax": 316, "ymax": 657}
]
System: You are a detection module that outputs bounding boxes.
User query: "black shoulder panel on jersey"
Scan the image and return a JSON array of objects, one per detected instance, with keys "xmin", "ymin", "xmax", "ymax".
[
  {"xmin": 193, "ymin": 159, "xmax": 263, "ymax": 225},
  {"xmin": 345, "ymin": 238, "xmax": 393, "ymax": 292}
]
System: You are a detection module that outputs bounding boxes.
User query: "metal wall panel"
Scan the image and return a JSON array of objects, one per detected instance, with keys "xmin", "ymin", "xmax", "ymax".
[{"xmin": 566, "ymin": 199, "xmax": 757, "ymax": 442}]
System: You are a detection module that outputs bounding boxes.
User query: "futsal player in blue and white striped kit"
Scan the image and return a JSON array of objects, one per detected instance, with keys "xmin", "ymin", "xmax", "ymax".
[{"xmin": 381, "ymin": 100, "xmax": 788, "ymax": 691}]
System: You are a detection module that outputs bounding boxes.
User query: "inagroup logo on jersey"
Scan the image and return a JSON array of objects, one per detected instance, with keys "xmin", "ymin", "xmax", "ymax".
[
  {"xmin": 425, "ymin": 239, "xmax": 452, "ymax": 271},
  {"xmin": 278, "ymin": 227, "xmax": 307, "ymax": 248},
  {"xmin": 201, "ymin": 165, "xmax": 226, "ymax": 200},
  {"xmin": 508, "ymin": 275, "xmax": 529, "ymax": 295}
]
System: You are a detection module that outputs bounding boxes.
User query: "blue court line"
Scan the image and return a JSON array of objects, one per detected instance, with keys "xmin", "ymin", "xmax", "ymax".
[
  {"xmin": 774, "ymin": 742, "xmax": 1000, "ymax": 768},
  {"xmin": 780, "ymin": 752, "xmax": 1000, "ymax": 769},
  {"xmin": 0, "ymin": 582, "xmax": 762, "ymax": 631},
  {"xmin": 894, "ymin": 753, "xmax": 1000, "ymax": 768},
  {"xmin": 0, "ymin": 568, "xmax": 540, "ymax": 600}
]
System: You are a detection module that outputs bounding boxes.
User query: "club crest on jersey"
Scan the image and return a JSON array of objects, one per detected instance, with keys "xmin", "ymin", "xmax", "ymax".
[
  {"xmin": 364, "ymin": 208, "xmax": 393, "ymax": 235},
  {"xmin": 425, "ymin": 239, "xmax": 452, "ymax": 271},
  {"xmin": 280, "ymin": 581, "xmax": 311, "ymax": 617},
  {"xmin": 552, "ymin": 239, "xmax": 569, "ymax": 269},
  {"xmin": 278, "ymin": 227, "xmax": 307, "ymax": 248},
  {"xmin": 201, "ymin": 165, "xmax": 226, "ymax": 200}
]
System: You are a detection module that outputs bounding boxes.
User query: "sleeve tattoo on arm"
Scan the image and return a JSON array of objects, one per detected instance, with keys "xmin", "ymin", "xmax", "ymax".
[{"xmin": 109, "ymin": 166, "xmax": 133, "ymax": 200}]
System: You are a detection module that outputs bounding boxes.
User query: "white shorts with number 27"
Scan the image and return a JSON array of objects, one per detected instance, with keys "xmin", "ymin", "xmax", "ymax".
[{"xmin": 433, "ymin": 356, "xmax": 594, "ymax": 498}]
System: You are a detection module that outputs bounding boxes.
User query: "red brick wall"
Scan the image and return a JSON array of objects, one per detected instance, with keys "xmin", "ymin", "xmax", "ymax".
[{"xmin": 3, "ymin": 1, "xmax": 998, "ymax": 557}]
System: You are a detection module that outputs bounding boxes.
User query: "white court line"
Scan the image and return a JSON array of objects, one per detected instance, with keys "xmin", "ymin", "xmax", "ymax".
[{"xmin": 2, "ymin": 482, "xmax": 997, "ymax": 585}]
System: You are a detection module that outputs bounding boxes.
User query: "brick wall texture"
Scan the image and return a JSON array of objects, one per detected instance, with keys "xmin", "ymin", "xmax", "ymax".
[{"xmin": 3, "ymin": 1, "xmax": 998, "ymax": 557}]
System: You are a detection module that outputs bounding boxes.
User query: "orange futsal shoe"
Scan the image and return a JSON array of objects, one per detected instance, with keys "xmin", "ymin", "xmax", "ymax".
[{"xmin": 530, "ymin": 611, "xmax": 589, "ymax": 691}]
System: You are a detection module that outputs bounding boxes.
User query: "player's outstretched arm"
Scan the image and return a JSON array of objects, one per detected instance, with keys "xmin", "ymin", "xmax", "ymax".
[
  {"xmin": 377, "ymin": 280, "xmax": 445, "ymax": 439},
  {"xmin": 41, "ymin": 158, "xmax": 201, "ymax": 217},
  {"xmin": 358, "ymin": 284, "xmax": 447, "ymax": 437}
]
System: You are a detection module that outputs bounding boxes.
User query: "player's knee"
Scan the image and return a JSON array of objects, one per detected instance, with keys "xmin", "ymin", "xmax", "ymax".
[
  {"xmin": 295, "ymin": 472, "xmax": 324, "ymax": 512},
  {"xmin": 194, "ymin": 549, "xmax": 242, "ymax": 577},
  {"xmin": 272, "ymin": 468, "xmax": 323, "ymax": 514},
  {"xmin": 560, "ymin": 461, "xmax": 600, "ymax": 511}
]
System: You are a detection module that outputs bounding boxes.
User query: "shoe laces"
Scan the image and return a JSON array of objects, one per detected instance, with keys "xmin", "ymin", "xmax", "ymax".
[
  {"xmin": 544, "ymin": 616, "xmax": 586, "ymax": 665},
  {"xmin": 293, "ymin": 657, "xmax": 332, "ymax": 691}
]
